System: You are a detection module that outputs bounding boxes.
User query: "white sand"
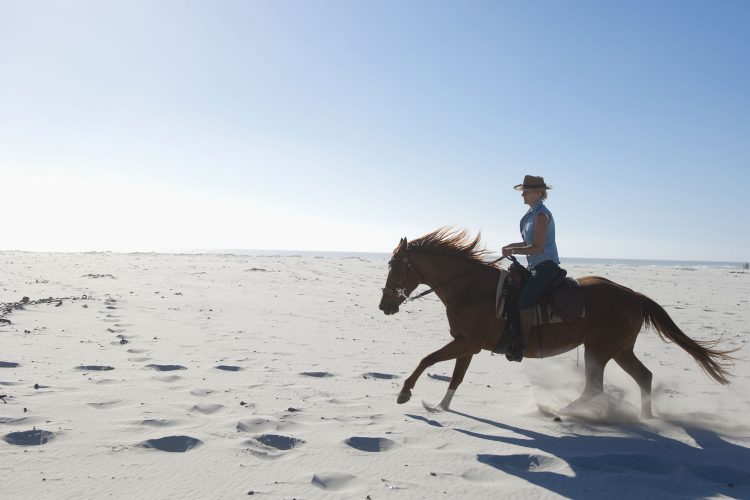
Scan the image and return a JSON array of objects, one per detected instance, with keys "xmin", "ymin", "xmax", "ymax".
[{"xmin": 1, "ymin": 252, "xmax": 749, "ymax": 499}]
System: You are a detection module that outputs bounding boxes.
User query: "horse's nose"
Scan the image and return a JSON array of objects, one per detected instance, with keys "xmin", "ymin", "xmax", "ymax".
[{"xmin": 381, "ymin": 304, "xmax": 399, "ymax": 315}]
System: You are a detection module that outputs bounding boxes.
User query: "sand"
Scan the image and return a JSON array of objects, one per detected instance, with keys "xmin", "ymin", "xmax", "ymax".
[{"xmin": 1, "ymin": 251, "xmax": 749, "ymax": 499}]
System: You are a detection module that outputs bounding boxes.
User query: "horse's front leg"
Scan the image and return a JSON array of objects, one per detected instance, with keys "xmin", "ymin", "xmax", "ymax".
[
  {"xmin": 423, "ymin": 354, "xmax": 474, "ymax": 412},
  {"xmin": 398, "ymin": 340, "xmax": 475, "ymax": 404}
]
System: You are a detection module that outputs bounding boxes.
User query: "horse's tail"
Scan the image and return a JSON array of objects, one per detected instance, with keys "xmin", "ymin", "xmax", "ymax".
[{"xmin": 640, "ymin": 295, "xmax": 737, "ymax": 385}]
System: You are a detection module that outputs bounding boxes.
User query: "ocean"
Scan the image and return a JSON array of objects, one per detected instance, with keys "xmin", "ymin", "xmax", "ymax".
[{"xmin": 181, "ymin": 249, "xmax": 748, "ymax": 270}]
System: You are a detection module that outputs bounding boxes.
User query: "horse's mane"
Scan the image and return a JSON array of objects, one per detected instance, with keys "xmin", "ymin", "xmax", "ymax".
[{"xmin": 407, "ymin": 227, "xmax": 497, "ymax": 267}]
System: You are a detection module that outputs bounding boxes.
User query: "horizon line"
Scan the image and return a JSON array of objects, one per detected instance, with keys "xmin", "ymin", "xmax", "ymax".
[{"xmin": 1, "ymin": 248, "xmax": 747, "ymax": 265}]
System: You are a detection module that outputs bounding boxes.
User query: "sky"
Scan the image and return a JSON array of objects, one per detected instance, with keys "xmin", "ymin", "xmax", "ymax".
[{"xmin": 1, "ymin": 0, "xmax": 748, "ymax": 261}]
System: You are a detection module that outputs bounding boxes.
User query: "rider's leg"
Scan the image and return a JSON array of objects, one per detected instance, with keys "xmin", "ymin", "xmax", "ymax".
[{"xmin": 508, "ymin": 261, "xmax": 561, "ymax": 361}]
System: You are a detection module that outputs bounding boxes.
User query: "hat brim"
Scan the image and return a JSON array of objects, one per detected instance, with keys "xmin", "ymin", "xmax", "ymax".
[{"xmin": 514, "ymin": 184, "xmax": 552, "ymax": 191}]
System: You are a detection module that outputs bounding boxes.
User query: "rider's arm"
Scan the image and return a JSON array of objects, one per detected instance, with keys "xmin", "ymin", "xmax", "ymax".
[
  {"xmin": 501, "ymin": 242, "xmax": 525, "ymax": 257},
  {"xmin": 510, "ymin": 213, "xmax": 549, "ymax": 256}
]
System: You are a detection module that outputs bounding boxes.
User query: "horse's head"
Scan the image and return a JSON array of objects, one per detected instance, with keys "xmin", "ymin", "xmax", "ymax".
[{"xmin": 379, "ymin": 237, "xmax": 421, "ymax": 315}]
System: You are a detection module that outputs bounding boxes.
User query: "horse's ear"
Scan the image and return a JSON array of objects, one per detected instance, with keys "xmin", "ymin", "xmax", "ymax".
[{"xmin": 395, "ymin": 237, "xmax": 407, "ymax": 253}]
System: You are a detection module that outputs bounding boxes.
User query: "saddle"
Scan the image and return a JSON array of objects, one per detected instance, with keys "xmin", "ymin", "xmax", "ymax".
[{"xmin": 495, "ymin": 262, "xmax": 586, "ymax": 326}]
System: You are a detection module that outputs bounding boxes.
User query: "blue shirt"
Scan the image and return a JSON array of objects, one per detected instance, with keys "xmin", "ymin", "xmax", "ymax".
[{"xmin": 520, "ymin": 200, "xmax": 560, "ymax": 268}]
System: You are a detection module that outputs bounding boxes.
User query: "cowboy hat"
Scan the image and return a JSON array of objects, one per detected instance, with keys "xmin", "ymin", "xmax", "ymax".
[{"xmin": 514, "ymin": 175, "xmax": 553, "ymax": 191}]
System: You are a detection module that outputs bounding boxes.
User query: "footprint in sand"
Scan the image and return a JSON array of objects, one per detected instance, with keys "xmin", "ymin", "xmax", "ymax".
[
  {"xmin": 215, "ymin": 365, "xmax": 242, "ymax": 371},
  {"xmin": 362, "ymin": 372, "xmax": 398, "ymax": 380},
  {"xmin": 191, "ymin": 403, "xmax": 224, "ymax": 415},
  {"xmin": 87, "ymin": 400, "xmax": 124, "ymax": 409},
  {"xmin": 146, "ymin": 364, "xmax": 187, "ymax": 371},
  {"xmin": 76, "ymin": 365, "xmax": 115, "ymax": 371},
  {"xmin": 344, "ymin": 436, "xmax": 397, "ymax": 452},
  {"xmin": 140, "ymin": 435, "xmax": 202, "ymax": 452},
  {"xmin": 137, "ymin": 419, "xmax": 181, "ymax": 428},
  {"xmin": 4, "ymin": 429, "xmax": 55, "ymax": 446},
  {"xmin": 0, "ymin": 361, "xmax": 20, "ymax": 368},
  {"xmin": 0, "ymin": 416, "xmax": 39, "ymax": 426},
  {"xmin": 244, "ymin": 434, "xmax": 305, "ymax": 459},
  {"xmin": 300, "ymin": 371, "xmax": 334, "ymax": 378},
  {"xmin": 254, "ymin": 434, "xmax": 305, "ymax": 450},
  {"xmin": 190, "ymin": 388, "xmax": 215, "ymax": 397},
  {"xmin": 311, "ymin": 472, "xmax": 361, "ymax": 492}
]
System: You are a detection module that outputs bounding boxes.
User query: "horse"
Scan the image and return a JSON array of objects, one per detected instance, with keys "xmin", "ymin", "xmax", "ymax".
[{"xmin": 378, "ymin": 228, "xmax": 736, "ymax": 418}]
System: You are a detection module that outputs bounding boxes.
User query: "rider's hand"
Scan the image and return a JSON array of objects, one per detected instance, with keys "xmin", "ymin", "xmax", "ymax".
[{"xmin": 502, "ymin": 246, "xmax": 513, "ymax": 257}]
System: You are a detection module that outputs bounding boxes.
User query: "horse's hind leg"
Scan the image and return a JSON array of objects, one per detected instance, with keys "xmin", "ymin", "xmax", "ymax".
[
  {"xmin": 568, "ymin": 349, "xmax": 607, "ymax": 409},
  {"xmin": 614, "ymin": 347, "xmax": 653, "ymax": 418}
]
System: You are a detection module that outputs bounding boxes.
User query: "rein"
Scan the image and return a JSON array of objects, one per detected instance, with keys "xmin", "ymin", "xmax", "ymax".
[{"xmin": 395, "ymin": 254, "xmax": 512, "ymax": 304}]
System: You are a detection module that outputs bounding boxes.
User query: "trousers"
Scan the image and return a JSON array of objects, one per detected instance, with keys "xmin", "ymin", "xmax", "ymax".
[{"xmin": 518, "ymin": 260, "xmax": 561, "ymax": 310}]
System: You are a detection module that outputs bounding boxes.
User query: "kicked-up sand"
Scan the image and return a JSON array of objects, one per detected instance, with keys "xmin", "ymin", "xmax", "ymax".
[{"xmin": 1, "ymin": 251, "xmax": 749, "ymax": 499}]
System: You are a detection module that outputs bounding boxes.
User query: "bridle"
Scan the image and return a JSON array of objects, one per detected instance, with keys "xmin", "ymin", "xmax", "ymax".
[
  {"xmin": 381, "ymin": 254, "xmax": 422, "ymax": 301},
  {"xmin": 382, "ymin": 252, "xmax": 511, "ymax": 304}
]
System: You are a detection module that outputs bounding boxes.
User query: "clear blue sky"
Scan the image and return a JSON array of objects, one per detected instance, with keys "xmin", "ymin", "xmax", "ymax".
[{"xmin": 2, "ymin": 0, "xmax": 748, "ymax": 261}]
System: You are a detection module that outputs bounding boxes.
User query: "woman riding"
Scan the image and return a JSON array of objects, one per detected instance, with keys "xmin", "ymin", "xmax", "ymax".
[{"xmin": 498, "ymin": 175, "xmax": 561, "ymax": 362}]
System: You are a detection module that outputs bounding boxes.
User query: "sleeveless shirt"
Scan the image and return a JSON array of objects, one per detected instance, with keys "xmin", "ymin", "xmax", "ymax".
[{"xmin": 520, "ymin": 200, "xmax": 560, "ymax": 268}]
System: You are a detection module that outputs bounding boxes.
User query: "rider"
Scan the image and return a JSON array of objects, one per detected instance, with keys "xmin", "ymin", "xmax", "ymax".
[{"xmin": 499, "ymin": 175, "xmax": 561, "ymax": 362}]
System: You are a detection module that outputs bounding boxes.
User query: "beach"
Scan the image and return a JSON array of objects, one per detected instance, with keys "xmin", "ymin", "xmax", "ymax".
[{"xmin": 1, "ymin": 251, "xmax": 749, "ymax": 499}]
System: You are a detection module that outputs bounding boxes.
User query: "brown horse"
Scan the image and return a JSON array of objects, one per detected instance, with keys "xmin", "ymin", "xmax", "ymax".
[{"xmin": 378, "ymin": 228, "xmax": 736, "ymax": 418}]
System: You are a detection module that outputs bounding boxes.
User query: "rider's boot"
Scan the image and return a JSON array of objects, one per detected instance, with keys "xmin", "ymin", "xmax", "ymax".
[
  {"xmin": 495, "ymin": 298, "xmax": 523, "ymax": 361},
  {"xmin": 505, "ymin": 316, "xmax": 523, "ymax": 362},
  {"xmin": 507, "ymin": 308, "xmax": 536, "ymax": 362},
  {"xmin": 493, "ymin": 291, "xmax": 518, "ymax": 355}
]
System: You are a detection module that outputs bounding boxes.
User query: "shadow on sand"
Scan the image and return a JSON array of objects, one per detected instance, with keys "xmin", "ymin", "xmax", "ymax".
[{"xmin": 448, "ymin": 409, "xmax": 750, "ymax": 499}]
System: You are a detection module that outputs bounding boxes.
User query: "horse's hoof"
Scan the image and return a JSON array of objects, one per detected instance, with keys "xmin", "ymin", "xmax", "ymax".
[
  {"xmin": 397, "ymin": 392, "xmax": 411, "ymax": 404},
  {"xmin": 422, "ymin": 400, "xmax": 446, "ymax": 413}
]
